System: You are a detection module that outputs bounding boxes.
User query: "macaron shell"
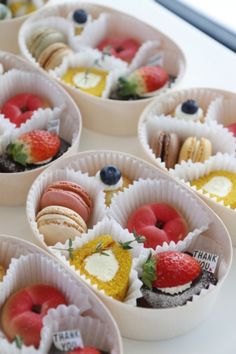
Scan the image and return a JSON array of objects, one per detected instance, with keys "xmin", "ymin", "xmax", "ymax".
[
  {"xmin": 38, "ymin": 42, "xmax": 72, "ymax": 70},
  {"xmin": 40, "ymin": 181, "xmax": 92, "ymax": 223},
  {"xmin": 150, "ymin": 130, "xmax": 164, "ymax": 159},
  {"xmin": 178, "ymin": 136, "xmax": 197, "ymax": 163},
  {"xmin": 164, "ymin": 132, "xmax": 181, "ymax": 169},
  {"xmin": 30, "ymin": 28, "xmax": 67, "ymax": 59},
  {"xmin": 194, "ymin": 137, "xmax": 212, "ymax": 163},
  {"xmin": 36, "ymin": 205, "xmax": 87, "ymax": 246}
]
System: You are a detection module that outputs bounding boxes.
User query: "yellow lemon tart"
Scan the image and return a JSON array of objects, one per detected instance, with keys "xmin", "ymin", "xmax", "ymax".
[
  {"xmin": 62, "ymin": 67, "xmax": 108, "ymax": 97},
  {"xmin": 190, "ymin": 170, "xmax": 236, "ymax": 208},
  {"xmin": 70, "ymin": 234, "xmax": 132, "ymax": 301}
]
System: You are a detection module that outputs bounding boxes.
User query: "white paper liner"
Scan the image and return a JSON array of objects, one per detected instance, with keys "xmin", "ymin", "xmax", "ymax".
[
  {"xmin": 27, "ymin": 168, "xmax": 107, "ymax": 246},
  {"xmin": 19, "ymin": 16, "xmax": 77, "ymax": 69},
  {"xmin": 139, "ymin": 115, "xmax": 236, "ymax": 170},
  {"xmin": 0, "ymin": 116, "xmax": 14, "ymax": 139},
  {"xmin": 139, "ymin": 88, "xmax": 223, "ymax": 122},
  {"xmin": 51, "ymin": 49, "xmax": 127, "ymax": 99},
  {"xmin": 205, "ymin": 95, "xmax": 236, "ymax": 127},
  {"xmin": 0, "ymin": 51, "xmax": 37, "ymax": 74},
  {"xmin": 172, "ymin": 153, "xmax": 236, "ymax": 210},
  {"xmin": 42, "ymin": 306, "xmax": 113, "ymax": 353},
  {"xmin": 0, "ymin": 252, "xmax": 95, "ymax": 353},
  {"xmin": 109, "ymin": 178, "xmax": 210, "ymax": 252},
  {"xmin": 50, "ymin": 217, "xmax": 145, "ymax": 306}
]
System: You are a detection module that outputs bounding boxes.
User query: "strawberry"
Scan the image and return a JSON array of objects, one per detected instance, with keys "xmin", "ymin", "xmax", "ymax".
[
  {"xmin": 67, "ymin": 348, "xmax": 102, "ymax": 354},
  {"xmin": 142, "ymin": 251, "xmax": 201, "ymax": 290},
  {"xmin": 115, "ymin": 66, "xmax": 169, "ymax": 98},
  {"xmin": 6, "ymin": 130, "xmax": 61, "ymax": 166}
]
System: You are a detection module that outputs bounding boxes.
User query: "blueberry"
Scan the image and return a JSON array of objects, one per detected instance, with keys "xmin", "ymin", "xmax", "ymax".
[
  {"xmin": 100, "ymin": 165, "xmax": 121, "ymax": 185},
  {"xmin": 73, "ymin": 9, "xmax": 88, "ymax": 24},
  {"xmin": 181, "ymin": 99, "xmax": 199, "ymax": 114}
]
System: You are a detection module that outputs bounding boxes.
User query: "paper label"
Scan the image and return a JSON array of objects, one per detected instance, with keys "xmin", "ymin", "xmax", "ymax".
[
  {"xmin": 47, "ymin": 118, "xmax": 60, "ymax": 135},
  {"xmin": 52, "ymin": 330, "xmax": 83, "ymax": 352},
  {"xmin": 193, "ymin": 250, "xmax": 219, "ymax": 273}
]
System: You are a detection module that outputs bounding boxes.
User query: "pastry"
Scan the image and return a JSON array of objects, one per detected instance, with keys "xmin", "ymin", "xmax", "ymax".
[
  {"xmin": 39, "ymin": 181, "xmax": 92, "ymax": 223},
  {"xmin": 174, "ymin": 99, "xmax": 204, "ymax": 122},
  {"xmin": 69, "ymin": 8, "xmax": 92, "ymax": 35},
  {"xmin": 127, "ymin": 203, "xmax": 188, "ymax": 249},
  {"xmin": 70, "ymin": 234, "xmax": 132, "ymax": 301},
  {"xmin": 38, "ymin": 42, "xmax": 73, "ymax": 71},
  {"xmin": 0, "ymin": 263, "xmax": 5, "ymax": 281},
  {"xmin": 0, "ymin": 92, "xmax": 50, "ymax": 127},
  {"xmin": 137, "ymin": 251, "xmax": 217, "ymax": 308},
  {"xmin": 178, "ymin": 136, "xmax": 212, "ymax": 164},
  {"xmin": 150, "ymin": 130, "xmax": 180, "ymax": 169},
  {"xmin": 0, "ymin": 4, "xmax": 12, "ymax": 20},
  {"xmin": 1, "ymin": 284, "xmax": 67, "ymax": 348},
  {"xmin": 97, "ymin": 38, "xmax": 140, "ymax": 63},
  {"xmin": 28, "ymin": 27, "xmax": 67, "ymax": 60},
  {"xmin": 36, "ymin": 205, "xmax": 87, "ymax": 246},
  {"xmin": 0, "ymin": 137, "xmax": 70, "ymax": 173},
  {"xmin": 96, "ymin": 165, "xmax": 131, "ymax": 206},
  {"xmin": 111, "ymin": 65, "xmax": 169, "ymax": 100},
  {"xmin": 226, "ymin": 122, "xmax": 236, "ymax": 137},
  {"xmin": 7, "ymin": 130, "xmax": 61, "ymax": 165},
  {"xmin": 61, "ymin": 67, "xmax": 109, "ymax": 97},
  {"xmin": 190, "ymin": 170, "xmax": 236, "ymax": 208}
]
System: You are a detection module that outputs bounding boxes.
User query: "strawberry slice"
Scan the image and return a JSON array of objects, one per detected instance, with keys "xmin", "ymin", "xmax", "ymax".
[
  {"xmin": 142, "ymin": 251, "xmax": 201, "ymax": 290},
  {"xmin": 6, "ymin": 130, "xmax": 61, "ymax": 166},
  {"xmin": 67, "ymin": 348, "xmax": 101, "ymax": 354}
]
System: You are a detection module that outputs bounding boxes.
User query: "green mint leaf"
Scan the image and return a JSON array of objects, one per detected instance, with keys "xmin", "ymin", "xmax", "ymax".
[{"xmin": 14, "ymin": 335, "xmax": 23, "ymax": 349}]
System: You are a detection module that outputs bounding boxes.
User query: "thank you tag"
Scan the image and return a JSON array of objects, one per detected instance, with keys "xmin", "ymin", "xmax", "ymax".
[
  {"xmin": 193, "ymin": 250, "xmax": 219, "ymax": 273},
  {"xmin": 52, "ymin": 330, "xmax": 84, "ymax": 351}
]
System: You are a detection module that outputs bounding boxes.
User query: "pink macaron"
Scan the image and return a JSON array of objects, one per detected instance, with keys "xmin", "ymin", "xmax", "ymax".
[{"xmin": 39, "ymin": 180, "xmax": 92, "ymax": 223}]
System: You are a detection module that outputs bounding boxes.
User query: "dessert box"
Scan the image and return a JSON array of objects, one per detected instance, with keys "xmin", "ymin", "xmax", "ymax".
[
  {"xmin": 0, "ymin": 0, "xmax": 51, "ymax": 54},
  {"xmin": 0, "ymin": 233, "xmax": 122, "ymax": 353},
  {"xmin": 18, "ymin": 1, "xmax": 186, "ymax": 136},
  {"xmin": 138, "ymin": 88, "xmax": 236, "ymax": 244},
  {"xmin": 0, "ymin": 51, "xmax": 82, "ymax": 206},
  {"xmin": 26, "ymin": 150, "xmax": 232, "ymax": 341}
]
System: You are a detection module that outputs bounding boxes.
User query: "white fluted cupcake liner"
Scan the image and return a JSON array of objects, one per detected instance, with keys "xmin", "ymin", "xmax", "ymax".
[
  {"xmin": 0, "ymin": 51, "xmax": 37, "ymax": 74},
  {"xmin": 172, "ymin": 153, "xmax": 236, "ymax": 209},
  {"xmin": 27, "ymin": 168, "xmax": 106, "ymax": 246},
  {"xmin": 50, "ymin": 49, "xmax": 127, "ymax": 99},
  {"xmin": 139, "ymin": 114, "xmax": 236, "ymax": 170},
  {"xmin": 109, "ymin": 178, "xmax": 209, "ymax": 252},
  {"xmin": 50, "ymin": 217, "xmax": 144, "ymax": 306},
  {"xmin": 0, "ymin": 117, "xmax": 14, "ymax": 139},
  {"xmin": 205, "ymin": 95, "xmax": 236, "ymax": 128}
]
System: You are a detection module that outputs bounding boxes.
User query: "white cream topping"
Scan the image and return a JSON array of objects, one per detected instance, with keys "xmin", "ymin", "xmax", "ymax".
[
  {"xmin": 95, "ymin": 171, "xmax": 123, "ymax": 191},
  {"xmin": 73, "ymin": 72, "xmax": 101, "ymax": 89},
  {"xmin": 84, "ymin": 249, "xmax": 119, "ymax": 282},
  {"xmin": 203, "ymin": 176, "xmax": 232, "ymax": 197},
  {"xmin": 67, "ymin": 11, "xmax": 92, "ymax": 29},
  {"xmin": 175, "ymin": 104, "xmax": 203, "ymax": 122},
  {"xmin": 158, "ymin": 281, "xmax": 192, "ymax": 295}
]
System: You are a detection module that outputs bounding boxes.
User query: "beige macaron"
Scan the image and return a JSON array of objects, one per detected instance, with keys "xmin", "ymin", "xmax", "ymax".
[
  {"xmin": 36, "ymin": 205, "xmax": 87, "ymax": 246},
  {"xmin": 178, "ymin": 136, "xmax": 212, "ymax": 163},
  {"xmin": 38, "ymin": 42, "xmax": 72, "ymax": 71}
]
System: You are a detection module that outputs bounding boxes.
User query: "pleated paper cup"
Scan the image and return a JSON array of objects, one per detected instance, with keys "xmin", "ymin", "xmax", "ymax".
[
  {"xmin": 0, "ymin": 234, "xmax": 122, "ymax": 353},
  {"xmin": 25, "ymin": 150, "xmax": 232, "ymax": 341},
  {"xmin": 50, "ymin": 217, "xmax": 147, "ymax": 306},
  {"xmin": 109, "ymin": 178, "xmax": 210, "ymax": 252},
  {"xmin": 27, "ymin": 168, "xmax": 107, "ymax": 248},
  {"xmin": 0, "ymin": 57, "xmax": 82, "ymax": 206},
  {"xmin": 19, "ymin": 1, "xmax": 186, "ymax": 135},
  {"xmin": 172, "ymin": 153, "xmax": 236, "ymax": 246},
  {"xmin": 205, "ymin": 94, "xmax": 236, "ymax": 127},
  {"xmin": 0, "ymin": 0, "xmax": 51, "ymax": 54}
]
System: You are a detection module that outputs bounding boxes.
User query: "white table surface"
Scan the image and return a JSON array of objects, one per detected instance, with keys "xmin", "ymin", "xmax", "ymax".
[{"xmin": 1, "ymin": 0, "xmax": 236, "ymax": 353}]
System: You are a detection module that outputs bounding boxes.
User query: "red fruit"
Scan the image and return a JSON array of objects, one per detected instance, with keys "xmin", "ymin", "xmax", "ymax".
[
  {"xmin": 68, "ymin": 348, "xmax": 101, "ymax": 354},
  {"xmin": 117, "ymin": 66, "xmax": 169, "ymax": 98},
  {"xmin": 153, "ymin": 251, "xmax": 201, "ymax": 288},
  {"xmin": 227, "ymin": 123, "xmax": 236, "ymax": 137},
  {"xmin": 127, "ymin": 203, "xmax": 188, "ymax": 249},
  {"xmin": 7, "ymin": 130, "xmax": 61, "ymax": 165},
  {"xmin": 97, "ymin": 38, "xmax": 140, "ymax": 63},
  {"xmin": 1, "ymin": 93, "xmax": 48, "ymax": 127},
  {"xmin": 1, "ymin": 284, "xmax": 67, "ymax": 348}
]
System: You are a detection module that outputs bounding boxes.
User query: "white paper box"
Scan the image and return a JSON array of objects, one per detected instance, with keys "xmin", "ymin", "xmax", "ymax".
[
  {"xmin": 26, "ymin": 150, "xmax": 232, "ymax": 341},
  {"xmin": 19, "ymin": 1, "xmax": 186, "ymax": 136}
]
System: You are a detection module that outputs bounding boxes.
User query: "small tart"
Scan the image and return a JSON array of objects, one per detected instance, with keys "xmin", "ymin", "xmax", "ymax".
[
  {"xmin": 104, "ymin": 176, "xmax": 131, "ymax": 206},
  {"xmin": 61, "ymin": 67, "xmax": 109, "ymax": 97},
  {"xmin": 70, "ymin": 234, "xmax": 132, "ymax": 301},
  {"xmin": 190, "ymin": 170, "xmax": 236, "ymax": 208}
]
